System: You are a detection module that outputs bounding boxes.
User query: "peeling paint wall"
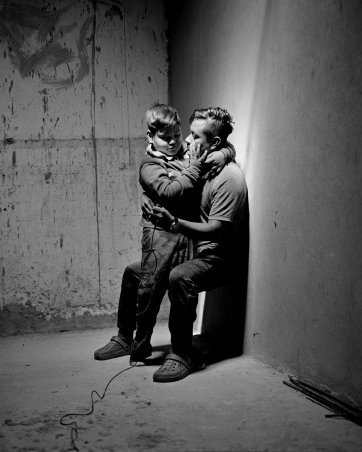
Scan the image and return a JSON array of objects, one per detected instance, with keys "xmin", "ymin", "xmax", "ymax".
[
  {"xmin": 168, "ymin": 0, "xmax": 362, "ymax": 405},
  {"xmin": 0, "ymin": 0, "xmax": 168, "ymax": 334}
]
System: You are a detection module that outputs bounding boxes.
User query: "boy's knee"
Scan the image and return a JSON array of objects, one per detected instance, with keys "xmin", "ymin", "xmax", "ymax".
[
  {"xmin": 123, "ymin": 262, "xmax": 141, "ymax": 284},
  {"xmin": 169, "ymin": 266, "xmax": 184, "ymax": 288}
]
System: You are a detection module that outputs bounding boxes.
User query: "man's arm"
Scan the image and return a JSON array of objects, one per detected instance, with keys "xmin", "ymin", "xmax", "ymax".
[{"xmin": 150, "ymin": 205, "xmax": 230, "ymax": 241}]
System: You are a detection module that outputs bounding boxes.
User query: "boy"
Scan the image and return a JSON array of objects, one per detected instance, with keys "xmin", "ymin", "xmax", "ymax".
[{"xmin": 94, "ymin": 104, "xmax": 235, "ymax": 363}]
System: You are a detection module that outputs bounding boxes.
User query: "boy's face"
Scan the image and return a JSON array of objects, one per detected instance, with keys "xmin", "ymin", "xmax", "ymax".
[
  {"xmin": 148, "ymin": 124, "xmax": 183, "ymax": 157},
  {"xmin": 185, "ymin": 119, "xmax": 216, "ymax": 157}
]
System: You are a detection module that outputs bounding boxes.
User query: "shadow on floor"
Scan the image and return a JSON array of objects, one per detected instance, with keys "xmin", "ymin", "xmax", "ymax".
[{"xmin": 144, "ymin": 329, "xmax": 244, "ymax": 367}]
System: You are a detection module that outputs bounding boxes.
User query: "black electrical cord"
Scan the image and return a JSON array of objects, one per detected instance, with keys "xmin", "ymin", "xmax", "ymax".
[
  {"xmin": 60, "ymin": 226, "xmax": 160, "ymax": 450},
  {"xmin": 60, "ymin": 364, "xmax": 139, "ymax": 451},
  {"xmin": 137, "ymin": 225, "xmax": 158, "ymax": 316},
  {"xmin": 146, "ymin": 225, "xmax": 158, "ymax": 277}
]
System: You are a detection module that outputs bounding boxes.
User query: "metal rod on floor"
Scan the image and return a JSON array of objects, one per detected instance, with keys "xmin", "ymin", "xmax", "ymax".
[{"xmin": 283, "ymin": 375, "xmax": 362, "ymax": 427}]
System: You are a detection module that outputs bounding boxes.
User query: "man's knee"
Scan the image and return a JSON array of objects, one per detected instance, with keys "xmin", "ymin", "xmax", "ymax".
[{"xmin": 169, "ymin": 265, "xmax": 196, "ymax": 297}]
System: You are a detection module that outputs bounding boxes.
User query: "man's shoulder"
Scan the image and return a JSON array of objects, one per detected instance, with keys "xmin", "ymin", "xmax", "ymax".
[
  {"xmin": 221, "ymin": 161, "xmax": 244, "ymax": 175},
  {"xmin": 216, "ymin": 162, "xmax": 246, "ymax": 189}
]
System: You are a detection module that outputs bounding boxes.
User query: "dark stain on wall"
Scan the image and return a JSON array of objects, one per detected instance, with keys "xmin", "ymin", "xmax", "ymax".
[
  {"xmin": 44, "ymin": 171, "xmax": 52, "ymax": 183},
  {"xmin": 0, "ymin": 2, "xmax": 93, "ymax": 89},
  {"xmin": 73, "ymin": 15, "xmax": 93, "ymax": 85},
  {"xmin": 0, "ymin": 302, "xmax": 116, "ymax": 336},
  {"xmin": 105, "ymin": 5, "xmax": 123, "ymax": 21}
]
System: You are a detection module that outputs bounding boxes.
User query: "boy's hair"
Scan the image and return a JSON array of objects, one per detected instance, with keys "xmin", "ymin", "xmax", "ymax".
[
  {"xmin": 146, "ymin": 104, "xmax": 181, "ymax": 136},
  {"xmin": 189, "ymin": 107, "xmax": 234, "ymax": 142}
]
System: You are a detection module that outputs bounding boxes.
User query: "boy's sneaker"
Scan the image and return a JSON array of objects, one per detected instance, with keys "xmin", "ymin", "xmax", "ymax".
[{"xmin": 94, "ymin": 336, "xmax": 131, "ymax": 360}]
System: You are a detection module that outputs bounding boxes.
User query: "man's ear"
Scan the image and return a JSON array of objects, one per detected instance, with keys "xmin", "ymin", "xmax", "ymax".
[
  {"xmin": 146, "ymin": 130, "xmax": 153, "ymax": 144},
  {"xmin": 210, "ymin": 136, "xmax": 221, "ymax": 150}
]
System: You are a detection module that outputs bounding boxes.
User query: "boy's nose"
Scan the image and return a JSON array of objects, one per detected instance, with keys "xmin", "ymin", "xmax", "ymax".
[{"xmin": 185, "ymin": 134, "xmax": 192, "ymax": 144}]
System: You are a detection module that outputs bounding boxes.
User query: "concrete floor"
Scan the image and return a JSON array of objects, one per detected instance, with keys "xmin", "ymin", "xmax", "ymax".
[{"xmin": 1, "ymin": 324, "xmax": 362, "ymax": 452}]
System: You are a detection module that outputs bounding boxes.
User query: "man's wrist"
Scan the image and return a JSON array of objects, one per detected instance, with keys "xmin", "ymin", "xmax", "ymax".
[{"xmin": 169, "ymin": 216, "xmax": 180, "ymax": 232}]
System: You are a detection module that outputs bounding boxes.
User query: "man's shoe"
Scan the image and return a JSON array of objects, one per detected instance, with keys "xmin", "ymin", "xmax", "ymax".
[
  {"xmin": 152, "ymin": 353, "xmax": 192, "ymax": 383},
  {"xmin": 94, "ymin": 336, "xmax": 131, "ymax": 360}
]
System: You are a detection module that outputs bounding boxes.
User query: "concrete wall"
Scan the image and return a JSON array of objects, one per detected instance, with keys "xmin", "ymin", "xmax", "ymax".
[
  {"xmin": 168, "ymin": 0, "xmax": 362, "ymax": 405},
  {"xmin": 0, "ymin": 0, "xmax": 168, "ymax": 334}
]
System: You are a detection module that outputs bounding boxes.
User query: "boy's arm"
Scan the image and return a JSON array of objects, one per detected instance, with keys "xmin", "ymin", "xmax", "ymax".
[
  {"xmin": 141, "ymin": 192, "xmax": 154, "ymax": 219},
  {"xmin": 205, "ymin": 141, "xmax": 236, "ymax": 177},
  {"xmin": 140, "ymin": 158, "xmax": 204, "ymax": 202}
]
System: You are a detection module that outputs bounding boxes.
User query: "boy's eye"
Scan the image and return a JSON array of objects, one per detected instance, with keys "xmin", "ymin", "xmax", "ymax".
[{"xmin": 158, "ymin": 134, "xmax": 169, "ymax": 141}]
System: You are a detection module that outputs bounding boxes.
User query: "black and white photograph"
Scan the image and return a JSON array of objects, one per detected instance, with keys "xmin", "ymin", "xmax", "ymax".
[{"xmin": 0, "ymin": 0, "xmax": 362, "ymax": 451}]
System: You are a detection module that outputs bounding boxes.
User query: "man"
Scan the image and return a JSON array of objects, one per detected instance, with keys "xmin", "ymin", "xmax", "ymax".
[{"xmin": 149, "ymin": 107, "xmax": 248, "ymax": 383}]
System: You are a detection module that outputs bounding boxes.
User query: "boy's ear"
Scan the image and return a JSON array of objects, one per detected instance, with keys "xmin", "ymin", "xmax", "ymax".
[
  {"xmin": 210, "ymin": 136, "xmax": 221, "ymax": 150},
  {"xmin": 146, "ymin": 130, "xmax": 153, "ymax": 144}
]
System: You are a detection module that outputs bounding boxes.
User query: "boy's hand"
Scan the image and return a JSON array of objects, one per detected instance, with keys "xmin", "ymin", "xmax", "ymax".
[
  {"xmin": 141, "ymin": 193, "xmax": 154, "ymax": 220},
  {"xmin": 206, "ymin": 151, "xmax": 227, "ymax": 178},
  {"xmin": 189, "ymin": 141, "xmax": 207, "ymax": 165},
  {"xmin": 149, "ymin": 205, "xmax": 174, "ymax": 230}
]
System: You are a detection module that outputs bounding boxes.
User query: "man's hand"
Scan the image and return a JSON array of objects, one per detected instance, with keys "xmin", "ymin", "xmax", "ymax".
[
  {"xmin": 141, "ymin": 193, "xmax": 154, "ymax": 220},
  {"xmin": 149, "ymin": 205, "xmax": 174, "ymax": 230}
]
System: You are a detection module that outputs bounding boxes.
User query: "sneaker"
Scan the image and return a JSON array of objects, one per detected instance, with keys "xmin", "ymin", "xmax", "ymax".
[
  {"xmin": 94, "ymin": 336, "xmax": 131, "ymax": 360},
  {"xmin": 153, "ymin": 353, "xmax": 191, "ymax": 383},
  {"xmin": 153, "ymin": 352, "xmax": 206, "ymax": 383}
]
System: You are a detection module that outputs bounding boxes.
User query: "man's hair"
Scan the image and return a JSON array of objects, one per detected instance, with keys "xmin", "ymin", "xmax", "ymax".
[
  {"xmin": 146, "ymin": 104, "xmax": 181, "ymax": 135},
  {"xmin": 189, "ymin": 107, "xmax": 234, "ymax": 142}
]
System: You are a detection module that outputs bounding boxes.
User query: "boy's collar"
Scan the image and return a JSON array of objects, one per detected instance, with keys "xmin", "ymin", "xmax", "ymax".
[{"xmin": 146, "ymin": 143, "xmax": 187, "ymax": 161}]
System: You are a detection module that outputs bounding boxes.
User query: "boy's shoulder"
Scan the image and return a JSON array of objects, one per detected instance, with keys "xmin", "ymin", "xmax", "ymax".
[
  {"xmin": 141, "ymin": 155, "xmax": 167, "ymax": 165},
  {"xmin": 140, "ymin": 155, "xmax": 187, "ymax": 174}
]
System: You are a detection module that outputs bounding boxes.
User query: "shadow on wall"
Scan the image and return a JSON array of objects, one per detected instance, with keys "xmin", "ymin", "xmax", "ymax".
[{"xmin": 194, "ymin": 196, "xmax": 250, "ymax": 365}]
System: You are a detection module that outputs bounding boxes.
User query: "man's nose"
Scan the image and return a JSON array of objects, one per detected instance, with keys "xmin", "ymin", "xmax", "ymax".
[{"xmin": 185, "ymin": 134, "xmax": 192, "ymax": 144}]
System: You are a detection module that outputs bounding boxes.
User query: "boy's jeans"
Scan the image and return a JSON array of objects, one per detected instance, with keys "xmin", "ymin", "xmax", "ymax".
[{"xmin": 117, "ymin": 227, "xmax": 193, "ymax": 355}]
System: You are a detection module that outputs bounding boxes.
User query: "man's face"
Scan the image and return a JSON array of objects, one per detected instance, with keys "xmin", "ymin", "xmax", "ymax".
[
  {"xmin": 185, "ymin": 119, "xmax": 212, "ymax": 157},
  {"xmin": 149, "ymin": 124, "xmax": 183, "ymax": 157}
]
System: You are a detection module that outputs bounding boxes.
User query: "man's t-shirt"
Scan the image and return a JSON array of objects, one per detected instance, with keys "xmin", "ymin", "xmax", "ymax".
[{"xmin": 196, "ymin": 162, "xmax": 248, "ymax": 259}]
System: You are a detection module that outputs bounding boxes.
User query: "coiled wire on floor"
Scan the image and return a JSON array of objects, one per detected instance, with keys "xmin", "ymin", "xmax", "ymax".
[{"xmin": 60, "ymin": 364, "xmax": 138, "ymax": 451}]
